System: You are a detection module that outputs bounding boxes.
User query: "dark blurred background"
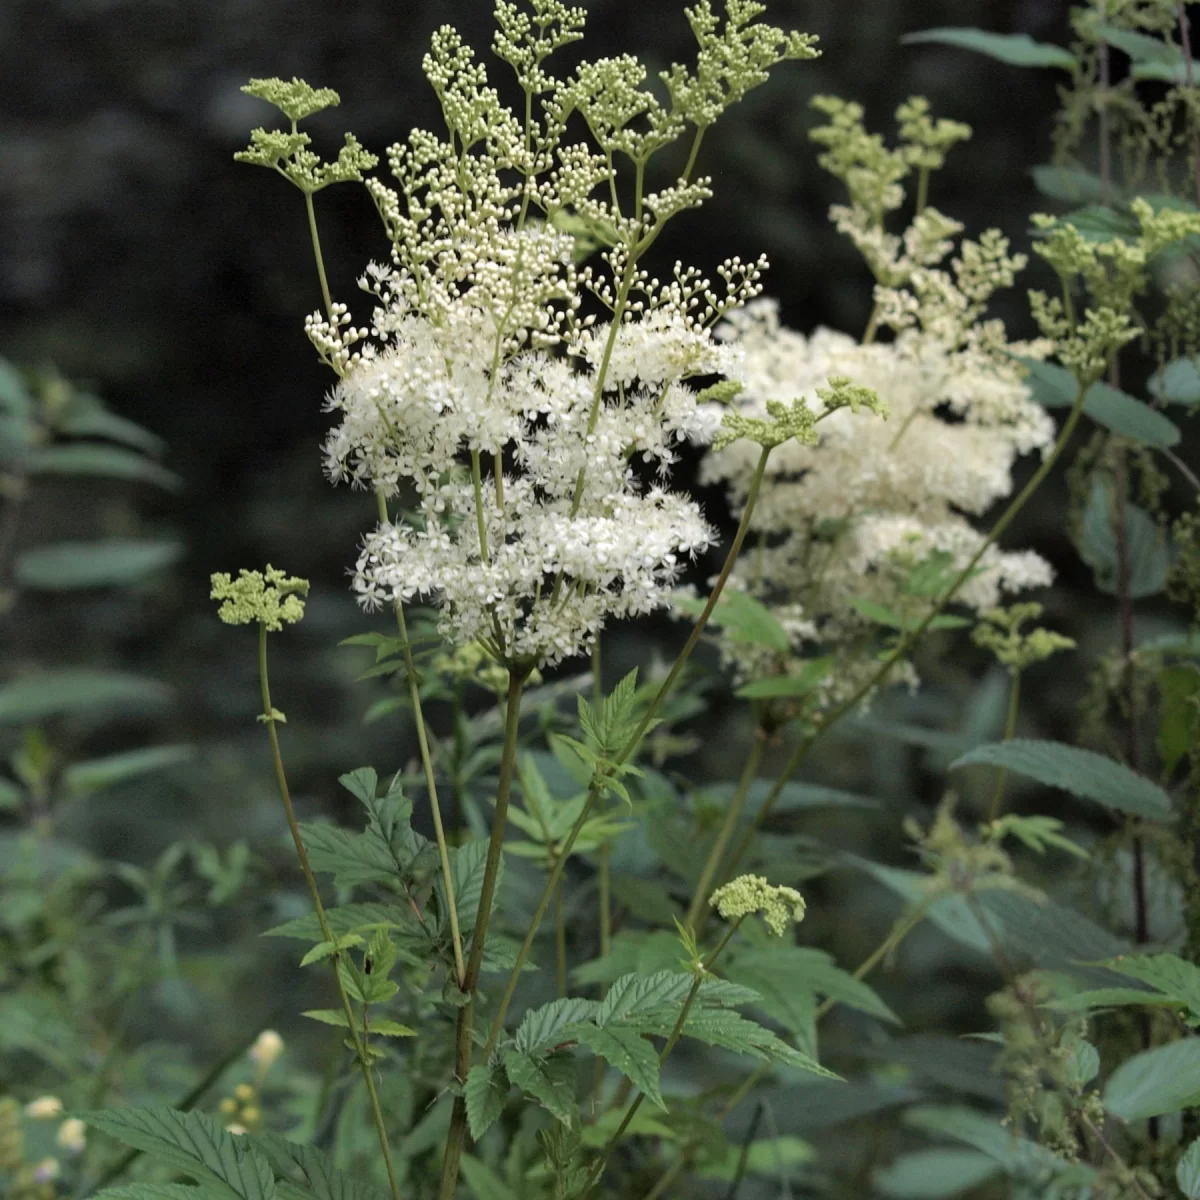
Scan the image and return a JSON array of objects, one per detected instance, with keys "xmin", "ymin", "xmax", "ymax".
[{"xmin": 10, "ymin": 0, "xmax": 1161, "ymax": 1101}]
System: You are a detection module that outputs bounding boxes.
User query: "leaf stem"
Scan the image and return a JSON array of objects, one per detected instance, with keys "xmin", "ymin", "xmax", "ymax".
[
  {"xmin": 988, "ymin": 670, "xmax": 1022, "ymax": 822},
  {"xmin": 257, "ymin": 623, "xmax": 403, "ymax": 1200}
]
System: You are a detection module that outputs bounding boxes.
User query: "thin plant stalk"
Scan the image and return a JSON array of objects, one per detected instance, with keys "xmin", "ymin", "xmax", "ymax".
[
  {"xmin": 684, "ymin": 728, "xmax": 766, "ymax": 932},
  {"xmin": 483, "ymin": 446, "xmax": 774, "ymax": 1059},
  {"xmin": 581, "ymin": 919, "xmax": 745, "ymax": 1196},
  {"xmin": 376, "ymin": 490, "xmax": 466, "ymax": 986},
  {"xmin": 555, "ymin": 876, "xmax": 567, "ymax": 998},
  {"xmin": 718, "ymin": 378, "xmax": 1093, "ymax": 885},
  {"xmin": 257, "ymin": 624, "xmax": 404, "ymax": 1200},
  {"xmin": 438, "ymin": 667, "xmax": 528, "ymax": 1200},
  {"xmin": 988, "ymin": 670, "xmax": 1022, "ymax": 822}
]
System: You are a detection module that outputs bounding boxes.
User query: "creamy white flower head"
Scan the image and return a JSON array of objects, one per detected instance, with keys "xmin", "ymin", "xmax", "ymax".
[{"xmin": 694, "ymin": 293, "xmax": 1055, "ymax": 707}]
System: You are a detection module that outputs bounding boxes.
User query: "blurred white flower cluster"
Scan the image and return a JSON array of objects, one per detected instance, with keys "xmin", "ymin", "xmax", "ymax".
[
  {"xmin": 309, "ymin": 4, "xmax": 818, "ymax": 668},
  {"xmin": 696, "ymin": 96, "xmax": 1059, "ymax": 707}
]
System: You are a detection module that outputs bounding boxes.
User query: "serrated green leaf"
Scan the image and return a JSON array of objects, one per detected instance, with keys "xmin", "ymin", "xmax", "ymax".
[
  {"xmin": 571, "ymin": 1024, "xmax": 664, "ymax": 1109},
  {"xmin": 0, "ymin": 670, "xmax": 171, "ymax": 724},
  {"xmin": 901, "ymin": 27, "xmax": 1075, "ymax": 69},
  {"xmin": 63, "ymin": 744, "xmax": 192, "ymax": 794},
  {"xmin": 1090, "ymin": 953, "xmax": 1200, "ymax": 1023},
  {"xmin": 1178, "ymin": 1137, "xmax": 1200, "ymax": 1198},
  {"xmin": 451, "ymin": 838, "xmax": 497, "ymax": 936},
  {"xmin": 30, "ymin": 444, "xmax": 182, "ymax": 490},
  {"xmin": 299, "ymin": 933, "xmax": 363, "ymax": 967},
  {"xmin": 874, "ymin": 1149, "xmax": 1000, "ymax": 1199},
  {"xmin": 368, "ymin": 1018, "xmax": 416, "ymax": 1037},
  {"xmin": 1104, "ymin": 1038, "xmax": 1200, "ymax": 1121},
  {"xmin": 15, "ymin": 540, "xmax": 183, "ymax": 590},
  {"xmin": 1046, "ymin": 986, "xmax": 1176, "ymax": 1014},
  {"xmin": 502, "ymin": 1050, "xmax": 576, "ymax": 1124},
  {"xmin": 263, "ymin": 902, "xmax": 416, "ymax": 942},
  {"xmin": 94, "ymin": 1187, "xmax": 217, "ymax": 1200},
  {"xmin": 458, "ymin": 1156, "xmax": 519, "ymax": 1200},
  {"xmin": 77, "ymin": 1109, "xmax": 275, "ymax": 1200},
  {"xmin": 465, "ymin": 1063, "xmax": 509, "ymax": 1141},
  {"xmin": 951, "ymin": 739, "xmax": 1172, "ymax": 820},
  {"xmin": 298, "ymin": 823, "xmax": 396, "ymax": 888},
  {"xmin": 250, "ymin": 1131, "xmax": 390, "ymax": 1200},
  {"xmin": 514, "ymin": 997, "xmax": 598, "ymax": 1055},
  {"xmin": 301, "ymin": 1009, "xmax": 353, "ymax": 1028}
]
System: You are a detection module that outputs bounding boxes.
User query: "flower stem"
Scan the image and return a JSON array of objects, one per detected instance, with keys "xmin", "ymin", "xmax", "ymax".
[
  {"xmin": 581, "ymin": 919, "xmax": 743, "ymax": 1195},
  {"xmin": 256, "ymin": 624, "xmax": 403, "ymax": 1200},
  {"xmin": 302, "ymin": 182, "xmax": 334, "ymax": 322},
  {"xmin": 718, "ymin": 378, "xmax": 1092, "ymax": 884},
  {"xmin": 684, "ymin": 728, "xmax": 766, "ymax": 933},
  {"xmin": 987, "ymin": 670, "xmax": 1021, "ymax": 822},
  {"xmin": 376, "ymin": 491, "xmax": 466, "ymax": 985},
  {"xmin": 482, "ymin": 447, "xmax": 773, "ymax": 1057},
  {"xmin": 438, "ymin": 667, "xmax": 528, "ymax": 1200}
]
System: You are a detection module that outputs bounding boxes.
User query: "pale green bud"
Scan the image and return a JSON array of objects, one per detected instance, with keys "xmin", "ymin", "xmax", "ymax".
[
  {"xmin": 709, "ymin": 873, "xmax": 806, "ymax": 936},
  {"xmin": 210, "ymin": 566, "xmax": 309, "ymax": 632}
]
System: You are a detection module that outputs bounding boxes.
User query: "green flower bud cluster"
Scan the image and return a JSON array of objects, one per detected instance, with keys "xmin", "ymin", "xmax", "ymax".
[
  {"xmin": 971, "ymin": 602, "xmax": 1076, "ymax": 672},
  {"xmin": 709, "ymin": 873, "xmax": 806, "ymax": 936},
  {"xmin": 210, "ymin": 566, "xmax": 310, "ymax": 631},
  {"xmin": 235, "ymin": 79, "xmax": 378, "ymax": 195}
]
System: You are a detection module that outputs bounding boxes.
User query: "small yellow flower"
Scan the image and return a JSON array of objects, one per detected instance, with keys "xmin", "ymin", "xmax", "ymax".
[{"xmin": 234, "ymin": 1083, "xmax": 256, "ymax": 1103}]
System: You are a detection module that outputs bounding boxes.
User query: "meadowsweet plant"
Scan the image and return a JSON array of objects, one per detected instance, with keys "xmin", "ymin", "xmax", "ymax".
[{"xmin": 60, "ymin": 1, "xmax": 1200, "ymax": 1199}]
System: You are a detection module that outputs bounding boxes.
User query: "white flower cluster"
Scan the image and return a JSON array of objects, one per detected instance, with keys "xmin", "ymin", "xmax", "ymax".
[
  {"xmin": 331, "ymin": 257, "xmax": 744, "ymax": 664},
  {"xmin": 308, "ymin": 1, "xmax": 815, "ymax": 668},
  {"xmin": 699, "ymin": 291, "xmax": 1056, "ymax": 705}
]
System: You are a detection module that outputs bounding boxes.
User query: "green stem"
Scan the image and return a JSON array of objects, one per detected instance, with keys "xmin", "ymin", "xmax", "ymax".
[
  {"xmin": 555, "ymin": 875, "xmax": 567, "ymax": 998},
  {"xmin": 862, "ymin": 299, "xmax": 882, "ymax": 346},
  {"xmin": 582, "ymin": 919, "xmax": 744, "ymax": 1195},
  {"xmin": 718, "ymin": 378, "xmax": 1092, "ymax": 884},
  {"xmin": 470, "ymin": 449, "xmax": 490, "ymax": 563},
  {"xmin": 303, "ymin": 185, "xmax": 334, "ymax": 322},
  {"xmin": 915, "ymin": 167, "xmax": 930, "ymax": 216},
  {"xmin": 482, "ymin": 447, "xmax": 773, "ymax": 1057},
  {"xmin": 376, "ymin": 490, "xmax": 466, "ymax": 985},
  {"xmin": 685, "ymin": 729, "xmax": 766, "ymax": 932},
  {"xmin": 438, "ymin": 667, "xmax": 528, "ymax": 1200},
  {"xmin": 987, "ymin": 670, "xmax": 1022, "ymax": 822},
  {"xmin": 257, "ymin": 624, "xmax": 403, "ymax": 1200}
]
